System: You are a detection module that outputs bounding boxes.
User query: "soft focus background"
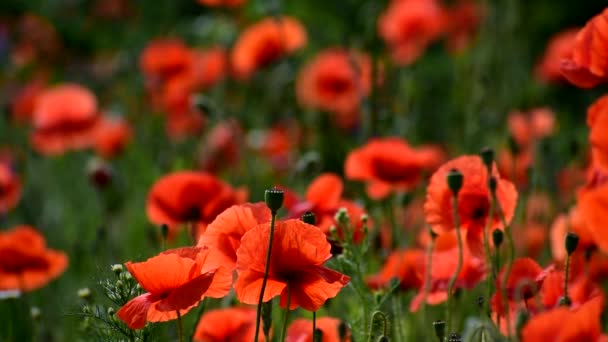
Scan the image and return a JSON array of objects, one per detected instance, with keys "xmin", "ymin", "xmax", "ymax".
[{"xmin": 1, "ymin": 0, "xmax": 607, "ymax": 340}]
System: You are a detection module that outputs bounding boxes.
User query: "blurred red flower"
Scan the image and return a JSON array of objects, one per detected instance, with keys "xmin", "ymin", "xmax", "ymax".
[
  {"xmin": 140, "ymin": 39, "xmax": 193, "ymax": 84},
  {"xmin": 561, "ymin": 8, "xmax": 608, "ymax": 88},
  {"xmin": 117, "ymin": 246, "xmax": 231, "ymax": 329},
  {"xmin": 346, "ymin": 137, "xmax": 443, "ymax": 200},
  {"xmin": 442, "ymin": 0, "xmax": 483, "ymax": 53},
  {"xmin": 490, "ymin": 258, "xmax": 548, "ymax": 313},
  {"xmin": 234, "ymin": 219, "xmax": 349, "ymax": 311},
  {"xmin": 587, "ymin": 95, "xmax": 608, "ymax": 170},
  {"xmin": 540, "ymin": 270, "xmax": 604, "ymax": 310},
  {"xmin": 424, "ymin": 155, "xmax": 517, "ymax": 256},
  {"xmin": 93, "ymin": 116, "xmax": 132, "ymax": 159},
  {"xmin": 146, "ymin": 171, "xmax": 247, "ymax": 239},
  {"xmin": 0, "ymin": 225, "xmax": 68, "ymax": 292},
  {"xmin": 535, "ymin": 28, "xmax": 578, "ymax": 83},
  {"xmin": 11, "ymin": 78, "xmax": 46, "ymax": 124},
  {"xmin": 507, "ymin": 108, "xmax": 555, "ymax": 149},
  {"xmin": 31, "ymin": 83, "xmax": 100, "ymax": 155},
  {"xmin": 193, "ymin": 307, "xmax": 259, "ymax": 341},
  {"xmin": 0, "ymin": 161, "xmax": 21, "ymax": 214},
  {"xmin": 366, "ymin": 249, "xmax": 424, "ymax": 291},
  {"xmin": 296, "ymin": 48, "xmax": 372, "ymax": 129},
  {"xmin": 286, "ymin": 317, "xmax": 350, "ymax": 342},
  {"xmin": 283, "ymin": 173, "xmax": 371, "ymax": 243},
  {"xmin": 521, "ymin": 296, "xmax": 606, "ymax": 342},
  {"xmin": 231, "ymin": 16, "xmax": 307, "ymax": 80},
  {"xmin": 378, "ymin": 0, "xmax": 444, "ymax": 65},
  {"xmin": 197, "ymin": 120, "xmax": 242, "ymax": 173},
  {"xmin": 197, "ymin": 202, "xmax": 271, "ymax": 271}
]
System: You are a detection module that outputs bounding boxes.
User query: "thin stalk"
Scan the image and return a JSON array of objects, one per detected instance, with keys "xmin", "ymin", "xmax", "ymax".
[
  {"xmin": 280, "ymin": 284, "xmax": 291, "ymax": 342},
  {"xmin": 495, "ymin": 193, "xmax": 515, "ymax": 340},
  {"xmin": 422, "ymin": 228, "xmax": 435, "ymax": 327},
  {"xmin": 254, "ymin": 212, "xmax": 278, "ymax": 341},
  {"xmin": 176, "ymin": 310, "xmax": 184, "ymax": 342},
  {"xmin": 564, "ymin": 253, "xmax": 571, "ymax": 302},
  {"xmin": 446, "ymin": 194, "xmax": 463, "ymax": 333},
  {"xmin": 312, "ymin": 311, "xmax": 317, "ymax": 342},
  {"xmin": 482, "ymin": 198, "xmax": 496, "ymax": 319}
]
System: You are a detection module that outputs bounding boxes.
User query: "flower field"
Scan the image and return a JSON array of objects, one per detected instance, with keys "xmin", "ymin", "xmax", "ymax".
[{"xmin": 2, "ymin": 0, "xmax": 608, "ymax": 341}]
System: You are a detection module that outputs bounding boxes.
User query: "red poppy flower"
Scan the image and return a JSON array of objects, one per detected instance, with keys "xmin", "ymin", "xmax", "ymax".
[
  {"xmin": 31, "ymin": 83, "xmax": 100, "ymax": 155},
  {"xmin": 346, "ymin": 137, "xmax": 444, "ymax": 200},
  {"xmin": 146, "ymin": 171, "xmax": 247, "ymax": 239},
  {"xmin": 410, "ymin": 230, "xmax": 485, "ymax": 311},
  {"xmin": 249, "ymin": 121, "xmax": 301, "ymax": 172},
  {"xmin": 378, "ymin": 0, "xmax": 444, "ymax": 65},
  {"xmin": 234, "ymin": 219, "xmax": 350, "ymax": 311},
  {"xmin": 0, "ymin": 161, "xmax": 21, "ymax": 214},
  {"xmin": 550, "ymin": 208, "xmax": 595, "ymax": 262},
  {"xmin": 140, "ymin": 39, "xmax": 193, "ymax": 84},
  {"xmin": 283, "ymin": 173, "xmax": 371, "ymax": 243},
  {"xmin": 513, "ymin": 222, "xmax": 546, "ymax": 258},
  {"xmin": 296, "ymin": 48, "xmax": 372, "ymax": 129},
  {"xmin": 540, "ymin": 270, "xmax": 604, "ymax": 311},
  {"xmin": 521, "ymin": 296, "xmax": 606, "ymax": 342},
  {"xmin": 117, "ymin": 246, "xmax": 232, "ymax": 329},
  {"xmin": 442, "ymin": 0, "xmax": 483, "ymax": 53},
  {"xmin": 231, "ymin": 16, "xmax": 307, "ymax": 80},
  {"xmin": 424, "ymin": 155, "xmax": 517, "ymax": 256},
  {"xmin": 197, "ymin": 203, "xmax": 271, "ymax": 271},
  {"xmin": 93, "ymin": 116, "xmax": 132, "ymax": 159},
  {"xmin": 0, "ymin": 225, "xmax": 68, "ymax": 292},
  {"xmin": 11, "ymin": 78, "xmax": 46, "ymax": 124},
  {"xmin": 560, "ymin": 8, "xmax": 608, "ymax": 88},
  {"xmin": 12, "ymin": 14, "xmax": 61, "ymax": 67},
  {"xmin": 535, "ymin": 29, "xmax": 578, "ymax": 83},
  {"xmin": 491, "ymin": 258, "xmax": 548, "ymax": 309},
  {"xmin": 587, "ymin": 95, "xmax": 608, "ymax": 170},
  {"xmin": 197, "ymin": 0, "xmax": 245, "ymax": 7},
  {"xmin": 193, "ymin": 307, "xmax": 259, "ymax": 341},
  {"xmin": 507, "ymin": 108, "xmax": 555, "ymax": 149},
  {"xmin": 286, "ymin": 317, "xmax": 349, "ymax": 342},
  {"xmin": 366, "ymin": 249, "xmax": 424, "ymax": 291},
  {"xmin": 496, "ymin": 147, "xmax": 533, "ymax": 187}
]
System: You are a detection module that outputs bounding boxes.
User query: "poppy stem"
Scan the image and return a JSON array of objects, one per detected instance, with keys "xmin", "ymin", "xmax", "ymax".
[
  {"xmin": 254, "ymin": 211, "xmax": 278, "ymax": 342},
  {"xmin": 564, "ymin": 252, "xmax": 571, "ymax": 303},
  {"xmin": 494, "ymin": 192, "xmax": 515, "ymax": 340},
  {"xmin": 422, "ymin": 227, "xmax": 435, "ymax": 328},
  {"xmin": 446, "ymin": 193, "xmax": 463, "ymax": 334},
  {"xmin": 280, "ymin": 284, "xmax": 291, "ymax": 342},
  {"xmin": 482, "ymin": 198, "xmax": 496, "ymax": 318},
  {"xmin": 176, "ymin": 310, "xmax": 184, "ymax": 342}
]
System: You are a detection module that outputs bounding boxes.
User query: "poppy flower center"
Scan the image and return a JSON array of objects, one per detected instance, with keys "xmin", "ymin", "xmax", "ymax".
[
  {"xmin": 320, "ymin": 77, "xmax": 352, "ymax": 95},
  {"xmin": 0, "ymin": 249, "xmax": 49, "ymax": 272},
  {"xmin": 182, "ymin": 206, "xmax": 202, "ymax": 222},
  {"xmin": 256, "ymin": 40, "xmax": 284, "ymax": 68},
  {"xmin": 457, "ymin": 192, "xmax": 490, "ymax": 225}
]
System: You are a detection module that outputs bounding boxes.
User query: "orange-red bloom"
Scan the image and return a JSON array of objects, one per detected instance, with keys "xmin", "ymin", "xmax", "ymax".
[
  {"xmin": 197, "ymin": 120, "xmax": 242, "ymax": 173},
  {"xmin": 140, "ymin": 39, "xmax": 193, "ymax": 84},
  {"xmin": 561, "ymin": 8, "xmax": 608, "ymax": 88},
  {"xmin": 540, "ymin": 270, "xmax": 604, "ymax": 311},
  {"xmin": 578, "ymin": 181, "xmax": 608, "ymax": 253},
  {"xmin": 535, "ymin": 29, "xmax": 578, "ymax": 83},
  {"xmin": 283, "ymin": 173, "xmax": 371, "ymax": 243},
  {"xmin": 521, "ymin": 296, "xmax": 606, "ymax": 342},
  {"xmin": 587, "ymin": 94, "xmax": 608, "ymax": 170},
  {"xmin": 234, "ymin": 219, "xmax": 349, "ymax": 311},
  {"xmin": 193, "ymin": 307, "xmax": 258, "ymax": 341},
  {"xmin": 286, "ymin": 317, "xmax": 350, "ymax": 342},
  {"xmin": 367, "ymin": 249, "xmax": 424, "ymax": 291},
  {"xmin": 11, "ymin": 78, "xmax": 46, "ymax": 124},
  {"xmin": 31, "ymin": 83, "xmax": 100, "ymax": 155},
  {"xmin": 378, "ymin": 0, "xmax": 444, "ymax": 65},
  {"xmin": 346, "ymin": 137, "xmax": 444, "ymax": 199},
  {"xmin": 117, "ymin": 246, "xmax": 231, "ymax": 329},
  {"xmin": 0, "ymin": 161, "xmax": 21, "ymax": 214},
  {"xmin": 424, "ymin": 155, "xmax": 517, "ymax": 256},
  {"xmin": 146, "ymin": 171, "xmax": 247, "ymax": 239},
  {"xmin": 296, "ymin": 48, "xmax": 372, "ymax": 129},
  {"xmin": 507, "ymin": 108, "xmax": 556, "ymax": 149},
  {"xmin": 442, "ymin": 0, "xmax": 483, "ymax": 53},
  {"xmin": 197, "ymin": 203, "xmax": 271, "ymax": 271},
  {"xmin": 0, "ymin": 225, "xmax": 68, "ymax": 292},
  {"xmin": 93, "ymin": 116, "xmax": 132, "ymax": 159},
  {"xmin": 231, "ymin": 17, "xmax": 307, "ymax": 80}
]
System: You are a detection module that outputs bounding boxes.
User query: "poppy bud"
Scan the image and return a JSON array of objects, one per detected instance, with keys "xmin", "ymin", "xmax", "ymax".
[
  {"xmin": 433, "ymin": 320, "xmax": 446, "ymax": 341},
  {"xmin": 111, "ymin": 264, "xmax": 123, "ymax": 275},
  {"xmin": 558, "ymin": 296, "xmax": 572, "ymax": 307},
  {"xmin": 492, "ymin": 229, "xmax": 504, "ymax": 248},
  {"xmin": 192, "ymin": 94, "xmax": 218, "ymax": 118},
  {"xmin": 565, "ymin": 232, "xmax": 579, "ymax": 256},
  {"xmin": 87, "ymin": 157, "xmax": 113, "ymax": 189},
  {"xmin": 301, "ymin": 211, "xmax": 316, "ymax": 225},
  {"xmin": 508, "ymin": 135, "xmax": 520, "ymax": 155},
  {"xmin": 480, "ymin": 147, "xmax": 495, "ymax": 170},
  {"xmin": 361, "ymin": 213, "xmax": 369, "ymax": 224},
  {"xmin": 430, "ymin": 228, "xmax": 438, "ymax": 240},
  {"xmin": 477, "ymin": 296, "xmax": 485, "ymax": 308},
  {"xmin": 447, "ymin": 169, "xmax": 464, "ymax": 195},
  {"xmin": 448, "ymin": 332, "xmax": 462, "ymax": 342},
  {"xmin": 107, "ymin": 307, "xmax": 115, "ymax": 316},
  {"xmin": 488, "ymin": 176, "xmax": 497, "ymax": 193},
  {"xmin": 264, "ymin": 187, "xmax": 284, "ymax": 213},
  {"xmin": 334, "ymin": 207, "xmax": 349, "ymax": 224}
]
